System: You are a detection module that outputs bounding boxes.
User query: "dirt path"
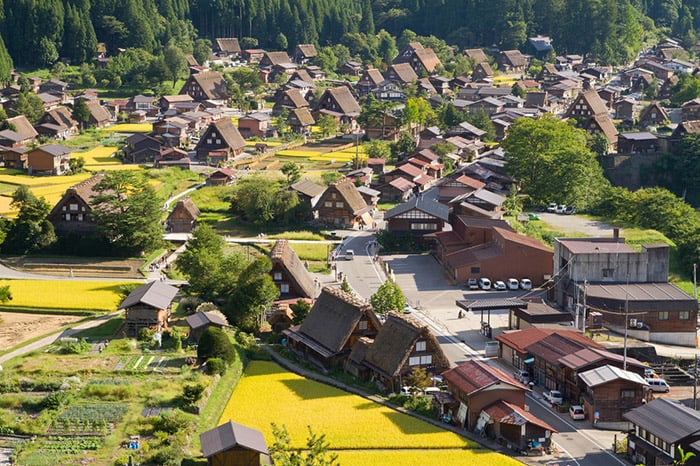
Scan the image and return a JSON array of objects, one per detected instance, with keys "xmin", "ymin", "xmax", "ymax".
[
  {"xmin": 0, "ymin": 312, "xmax": 84, "ymax": 351},
  {"xmin": 535, "ymin": 212, "xmax": 621, "ymax": 236}
]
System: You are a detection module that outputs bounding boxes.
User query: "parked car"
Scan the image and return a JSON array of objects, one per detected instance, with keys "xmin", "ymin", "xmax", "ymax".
[
  {"xmin": 565, "ymin": 205, "xmax": 576, "ymax": 215},
  {"xmin": 644, "ymin": 368, "xmax": 658, "ymax": 379},
  {"xmin": 403, "ymin": 303, "xmax": 413, "ymax": 314},
  {"xmin": 345, "ymin": 249, "xmax": 355, "ymax": 260},
  {"xmin": 555, "ymin": 204, "xmax": 567, "ymax": 214},
  {"xmin": 478, "ymin": 278, "xmax": 491, "ymax": 290},
  {"xmin": 528, "ymin": 213, "xmax": 540, "ymax": 221},
  {"xmin": 647, "ymin": 378, "xmax": 670, "ymax": 393},
  {"xmin": 520, "ymin": 278, "xmax": 533, "ymax": 290},
  {"xmin": 543, "ymin": 389, "xmax": 563, "ymax": 405},
  {"xmin": 569, "ymin": 405, "xmax": 585, "ymax": 420},
  {"xmin": 467, "ymin": 278, "xmax": 479, "ymax": 290},
  {"xmin": 514, "ymin": 370, "xmax": 530, "ymax": 384},
  {"xmin": 546, "ymin": 202, "xmax": 557, "ymax": 213},
  {"xmin": 507, "ymin": 278, "xmax": 519, "ymax": 290},
  {"xmin": 494, "ymin": 280, "xmax": 507, "ymax": 291}
]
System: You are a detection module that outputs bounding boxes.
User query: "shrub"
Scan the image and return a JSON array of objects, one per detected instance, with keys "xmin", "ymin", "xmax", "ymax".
[
  {"xmin": 149, "ymin": 445, "xmax": 184, "ymax": 466},
  {"xmin": 205, "ymin": 358, "xmax": 225, "ymax": 375},
  {"xmin": 42, "ymin": 391, "xmax": 71, "ymax": 410},
  {"xmin": 182, "ymin": 383, "xmax": 205, "ymax": 406},
  {"xmin": 138, "ymin": 327, "xmax": 155, "ymax": 342},
  {"xmin": 197, "ymin": 327, "xmax": 236, "ymax": 364},
  {"xmin": 58, "ymin": 338, "xmax": 91, "ymax": 354},
  {"xmin": 152, "ymin": 409, "xmax": 195, "ymax": 436}
]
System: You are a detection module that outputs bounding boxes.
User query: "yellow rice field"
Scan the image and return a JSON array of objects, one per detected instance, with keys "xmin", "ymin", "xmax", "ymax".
[
  {"xmin": 219, "ymin": 361, "xmax": 518, "ymax": 465},
  {"xmin": 76, "ymin": 146, "xmax": 140, "ymax": 171},
  {"xmin": 245, "ymin": 141, "xmax": 283, "ymax": 147},
  {"xmin": 0, "ymin": 279, "xmax": 131, "ymax": 311},
  {"xmin": 0, "ymin": 173, "xmax": 90, "ymax": 187},
  {"xmin": 100, "ymin": 123, "xmax": 153, "ymax": 133}
]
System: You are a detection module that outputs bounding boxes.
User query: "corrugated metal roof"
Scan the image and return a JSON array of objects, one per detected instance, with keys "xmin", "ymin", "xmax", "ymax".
[
  {"xmin": 200, "ymin": 420, "xmax": 268, "ymax": 458},
  {"xmin": 118, "ymin": 281, "xmax": 179, "ymax": 310},
  {"xmin": 578, "ymin": 364, "xmax": 648, "ymax": 388},
  {"xmin": 624, "ymin": 398, "xmax": 700, "ymax": 444}
]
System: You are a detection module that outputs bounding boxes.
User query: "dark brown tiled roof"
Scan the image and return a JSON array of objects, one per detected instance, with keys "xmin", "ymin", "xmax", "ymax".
[
  {"xmin": 494, "ymin": 227, "xmax": 553, "ymax": 253},
  {"xmin": 525, "ymin": 333, "xmax": 600, "ymax": 365},
  {"xmin": 363, "ymin": 312, "xmax": 449, "ymax": 378},
  {"xmin": 496, "ymin": 327, "xmax": 602, "ymax": 354},
  {"xmin": 443, "ymin": 359, "xmax": 526, "ymax": 395},
  {"xmin": 185, "ymin": 311, "xmax": 228, "ymax": 330},
  {"xmin": 484, "ymin": 400, "xmax": 556, "ymax": 432},
  {"xmin": 269, "ymin": 239, "xmax": 317, "ymax": 299}
]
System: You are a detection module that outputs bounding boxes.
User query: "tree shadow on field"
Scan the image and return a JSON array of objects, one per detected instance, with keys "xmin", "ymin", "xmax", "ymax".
[
  {"xmin": 281, "ymin": 378, "xmax": 346, "ymax": 400},
  {"xmin": 383, "ymin": 411, "xmax": 444, "ymax": 435}
]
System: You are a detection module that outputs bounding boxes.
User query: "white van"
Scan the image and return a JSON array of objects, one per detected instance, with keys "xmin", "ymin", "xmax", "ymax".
[
  {"xmin": 479, "ymin": 278, "xmax": 491, "ymax": 290},
  {"xmin": 647, "ymin": 378, "xmax": 670, "ymax": 393},
  {"xmin": 345, "ymin": 249, "xmax": 355, "ymax": 260}
]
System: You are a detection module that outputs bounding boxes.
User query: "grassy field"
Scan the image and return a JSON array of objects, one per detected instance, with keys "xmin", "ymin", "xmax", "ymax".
[
  {"xmin": 0, "ymin": 279, "xmax": 131, "ymax": 312},
  {"xmin": 100, "ymin": 123, "xmax": 153, "ymax": 133},
  {"xmin": 220, "ymin": 361, "xmax": 519, "ymax": 465}
]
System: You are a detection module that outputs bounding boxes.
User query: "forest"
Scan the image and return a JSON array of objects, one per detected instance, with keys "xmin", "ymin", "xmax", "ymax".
[{"xmin": 2, "ymin": 0, "xmax": 700, "ymax": 72}]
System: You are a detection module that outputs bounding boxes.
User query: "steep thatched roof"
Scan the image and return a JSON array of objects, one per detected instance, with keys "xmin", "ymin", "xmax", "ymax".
[
  {"xmin": 270, "ymin": 239, "xmax": 317, "ymax": 299},
  {"xmin": 362, "ymin": 312, "xmax": 449, "ymax": 378},
  {"xmin": 170, "ymin": 196, "xmax": 200, "ymax": 219},
  {"xmin": 295, "ymin": 286, "xmax": 378, "ymax": 356},
  {"xmin": 189, "ymin": 71, "xmax": 228, "ymax": 100},
  {"xmin": 330, "ymin": 178, "xmax": 369, "ymax": 215}
]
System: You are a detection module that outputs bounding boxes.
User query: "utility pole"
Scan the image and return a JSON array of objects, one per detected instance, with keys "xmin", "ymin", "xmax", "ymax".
[
  {"xmin": 624, "ymin": 275, "xmax": 630, "ymax": 371},
  {"xmin": 694, "ymin": 354, "xmax": 698, "ymax": 410},
  {"xmin": 582, "ymin": 279, "xmax": 588, "ymax": 337},
  {"xmin": 694, "ymin": 263, "xmax": 697, "ymax": 301}
]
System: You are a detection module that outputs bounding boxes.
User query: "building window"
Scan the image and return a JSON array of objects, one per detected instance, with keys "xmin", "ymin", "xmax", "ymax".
[
  {"xmin": 416, "ymin": 341, "xmax": 426, "ymax": 352},
  {"xmin": 331, "ymin": 193, "xmax": 336, "ymax": 199},
  {"xmin": 410, "ymin": 223, "xmax": 438, "ymax": 231},
  {"xmin": 420, "ymin": 355, "xmax": 432, "ymax": 365},
  {"xmin": 335, "ymin": 202, "xmax": 344, "ymax": 208},
  {"xmin": 280, "ymin": 283, "xmax": 289, "ymax": 293},
  {"xmin": 602, "ymin": 268, "xmax": 614, "ymax": 277},
  {"xmin": 471, "ymin": 267, "xmax": 480, "ymax": 274},
  {"xmin": 207, "ymin": 139, "xmax": 212, "ymax": 144},
  {"xmin": 69, "ymin": 203, "xmax": 78, "ymax": 211},
  {"xmin": 273, "ymin": 272, "xmax": 282, "ymax": 281},
  {"xmin": 620, "ymin": 389, "xmax": 635, "ymax": 400},
  {"xmin": 409, "ymin": 356, "xmax": 421, "ymax": 366},
  {"xmin": 324, "ymin": 201, "xmax": 332, "ymax": 207},
  {"xmin": 658, "ymin": 311, "xmax": 669, "ymax": 320},
  {"xmin": 65, "ymin": 213, "xmax": 71, "ymax": 221},
  {"xmin": 358, "ymin": 320, "xmax": 368, "ymax": 330},
  {"xmin": 77, "ymin": 214, "xmax": 83, "ymax": 221},
  {"xmin": 216, "ymin": 139, "xmax": 221, "ymax": 144},
  {"xmin": 680, "ymin": 311, "xmax": 690, "ymax": 320}
]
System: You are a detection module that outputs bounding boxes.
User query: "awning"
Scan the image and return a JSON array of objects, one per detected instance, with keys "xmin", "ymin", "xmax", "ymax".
[{"xmin": 524, "ymin": 357, "xmax": 535, "ymax": 364}]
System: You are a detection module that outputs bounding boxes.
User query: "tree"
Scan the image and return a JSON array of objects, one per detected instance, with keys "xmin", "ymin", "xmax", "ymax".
[
  {"xmin": 276, "ymin": 33, "xmax": 288, "ymax": 51},
  {"xmin": 176, "ymin": 224, "xmax": 245, "ymax": 301},
  {"xmin": 37, "ymin": 37, "xmax": 59, "ymax": 67},
  {"xmin": 590, "ymin": 132, "xmax": 609, "ymax": 157},
  {"xmin": 225, "ymin": 256, "xmax": 279, "ymax": 331},
  {"xmin": 359, "ymin": 0, "xmax": 375, "ymax": 35},
  {"xmin": 11, "ymin": 92, "xmax": 45, "ymax": 125},
  {"xmin": 502, "ymin": 114, "xmax": 609, "ymax": 209},
  {"xmin": 0, "ymin": 36, "xmax": 13, "ymax": 86},
  {"xmin": 390, "ymin": 132, "xmax": 416, "ymax": 161},
  {"xmin": 231, "ymin": 176, "xmax": 298, "ymax": 226},
  {"xmin": 192, "ymin": 38, "xmax": 212, "ymax": 66},
  {"xmin": 340, "ymin": 277, "xmax": 352, "ymax": 294},
  {"xmin": 370, "ymin": 280, "xmax": 405, "ymax": 315},
  {"xmin": 502, "ymin": 185, "xmax": 523, "ymax": 217},
  {"xmin": 291, "ymin": 299, "xmax": 311, "ymax": 325},
  {"xmin": 363, "ymin": 140, "xmax": 391, "ymax": 160},
  {"xmin": 317, "ymin": 114, "xmax": 338, "ymax": 137},
  {"xmin": 89, "ymin": 171, "xmax": 163, "ymax": 256},
  {"xmin": 2, "ymin": 186, "xmax": 56, "ymax": 254},
  {"xmin": 321, "ymin": 172, "xmax": 343, "ymax": 186},
  {"xmin": 270, "ymin": 424, "xmax": 338, "ymax": 466},
  {"xmin": 281, "ymin": 162, "xmax": 301, "ymax": 184},
  {"xmin": 275, "ymin": 109, "xmax": 291, "ymax": 138},
  {"xmin": 72, "ymin": 98, "xmax": 91, "ymax": 130},
  {"xmin": 163, "ymin": 44, "xmax": 187, "ymax": 87},
  {"xmin": 405, "ymin": 366, "xmax": 432, "ymax": 392},
  {"xmin": 68, "ymin": 157, "xmax": 85, "ymax": 174}
]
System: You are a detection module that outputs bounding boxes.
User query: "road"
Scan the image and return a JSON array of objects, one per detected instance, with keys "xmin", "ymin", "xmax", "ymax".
[{"xmin": 338, "ymin": 232, "xmax": 625, "ymax": 466}]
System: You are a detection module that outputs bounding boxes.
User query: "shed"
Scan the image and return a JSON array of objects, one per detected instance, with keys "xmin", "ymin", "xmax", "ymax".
[
  {"xmin": 119, "ymin": 281, "xmax": 179, "ymax": 337},
  {"xmin": 167, "ymin": 197, "xmax": 201, "ymax": 233},
  {"xmin": 185, "ymin": 311, "xmax": 229, "ymax": 342},
  {"xmin": 200, "ymin": 420, "xmax": 268, "ymax": 466}
]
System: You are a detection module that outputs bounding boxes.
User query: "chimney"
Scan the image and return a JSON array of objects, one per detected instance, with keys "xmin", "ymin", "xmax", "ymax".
[{"xmin": 613, "ymin": 228, "xmax": 619, "ymax": 240}]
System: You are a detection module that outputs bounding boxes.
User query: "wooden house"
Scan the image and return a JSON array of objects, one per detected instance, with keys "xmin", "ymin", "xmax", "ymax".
[
  {"xmin": 167, "ymin": 197, "xmax": 200, "ymax": 233},
  {"xmin": 377, "ymin": 177, "xmax": 416, "ymax": 203},
  {"xmin": 180, "ymin": 71, "xmax": 228, "ymax": 102},
  {"xmin": 119, "ymin": 281, "xmax": 179, "ymax": 337},
  {"xmin": 159, "ymin": 94, "xmax": 195, "ymax": 113},
  {"xmin": 27, "ymin": 144, "xmax": 71, "ymax": 176},
  {"xmin": 39, "ymin": 78, "xmax": 69, "ymax": 101},
  {"xmin": 624, "ymin": 399, "xmax": 700, "ymax": 466},
  {"xmin": 283, "ymin": 287, "xmax": 381, "ymax": 369},
  {"xmin": 84, "ymin": 99, "xmax": 111, "ymax": 128},
  {"xmin": 497, "ymin": 50, "xmax": 528, "ymax": 73},
  {"xmin": 638, "ymin": 101, "xmax": 670, "ymax": 129},
  {"xmin": 293, "ymin": 44, "xmax": 318, "ymax": 64},
  {"xmin": 273, "ymin": 89, "xmax": 309, "ymax": 115},
  {"xmin": 36, "ymin": 106, "xmax": 79, "ymax": 140},
  {"xmin": 463, "ymin": 48, "xmax": 489, "ymax": 64},
  {"xmin": 200, "ymin": 420, "xmax": 268, "ymax": 466},
  {"xmin": 47, "ymin": 173, "xmax": 104, "ymax": 235},
  {"xmin": 214, "ymin": 38, "xmax": 241, "ymax": 58},
  {"xmin": 564, "ymin": 90, "xmax": 618, "ymax": 151},
  {"xmin": 288, "ymin": 107, "xmax": 315, "ymax": 135},
  {"xmin": 206, "ymin": 168, "xmax": 236, "ymax": 186},
  {"xmin": 290, "ymin": 179, "xmax": 324, "ymax": 215},
  {"xmin": 385, "ymin": 195, "xmax": 449, "ymax": 237},
  {"xmin": 315, "ymin": 178, "xmax": 372, "ymax": 228},
  {"xmin": 123, "ymin": 133, "xmax": 162, "ymax": 163},
  {"xmin": 269, "ymin": 239, "xmax": 317, "ymax": 299},
  {"xmin": 2, "ymin": 115, "xmax": 38, "ymax": 144},
  {"xmin": 384, "ymin": 63, "xmax": 418, "ymax": 85},
  {"xmin": 442, "ymin": 360, "xmax": 529, "ymax": 430},
  {"xmin": 238, "ymin": 112, "xmax": 275, "ymax": 138},
  {"xmin": 185, "ymin": 311, "xmax": 229, "ymax": 342},
  {"xmin": 242, "ymin": 49, "xmax": 265, "ymax": 63},
  {"xmin": 260, "ymin": 51, "xmax": 292, "ymax": 69},
  {"xmin": 314, "ymin": 86, "xmax": 361, "ymax": 131},
  {"xmin": 357, "ymin": 68, "xmax": 385, "ymax": 96},
  {"xmin": 0, "ymin": 147, "xmax": 28, "ymax": 169},
  {"xmin": 577, "ymin": 365, "xmax": 649, "ymax": 424},
  {"xmin": 195, "ymin": 118, "xmax": 245, "ymax": 165},
  {"xmin": 347, "ymin": 312, "xmax": 449, "ymax": 392},
  {"xmin": 393, "ymin": 42, "xmax": 442, "ymax": 76},
  {"xmin": 472, "ymin": 62, "xmax": 494, "ymax": 81}
]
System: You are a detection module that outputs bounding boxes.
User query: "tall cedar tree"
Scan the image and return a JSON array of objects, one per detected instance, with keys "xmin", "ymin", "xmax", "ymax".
[
  {"xmin": 89, "ymin": 171, "xmax": 163, "ymax": 256},
  {"xmin": 72, "ymin": 98, "xmax": 91, "ymax": 130},
  {"xmin": 2, "ymin": 186, "xmax": 56, "ymax": 254}
]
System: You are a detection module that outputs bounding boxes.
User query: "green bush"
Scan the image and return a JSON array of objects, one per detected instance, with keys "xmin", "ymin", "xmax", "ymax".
[
  {"xmin": 181, "ymin": 383, "xmax": 205, "ymax": 406},
  {"xmin": 152, "ymin": 409, "xmax": 195, "ymax": 436},
  {"xmin": 41, "ymin": 391, "xmax": 71, "ymax": 410},
  {"xmin": 58, "ymin": 338, "xmax": 91, "ymax": 354},
  {"xmin": 205, "ymin": 358, "xmax": 226, "ymax": 375},
  {"xmin": 197, "ymin": 327, "xmax": 236, "ymax": 364},
  {"xmin": 138, "ymin": 327, "xmax": 155, "ymax": 342},
  {"xmin": 149, "ymin": 445, "xmax": 184, "ymax": 466}
]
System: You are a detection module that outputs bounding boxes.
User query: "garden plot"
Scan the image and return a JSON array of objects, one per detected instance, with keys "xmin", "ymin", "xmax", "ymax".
[{"xmin": 115, "ymin": 354, "xmax": 173, "ymax": 372}]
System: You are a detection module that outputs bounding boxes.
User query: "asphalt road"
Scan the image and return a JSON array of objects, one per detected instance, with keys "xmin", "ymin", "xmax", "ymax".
[{"xmin": 339, "ymin": 232, "xmax": 626, "ymax": 466}]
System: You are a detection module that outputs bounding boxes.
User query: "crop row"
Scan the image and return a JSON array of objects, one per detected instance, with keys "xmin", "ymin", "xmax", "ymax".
[
  {"xmin": 43, "ymin": 436, "xmax": 102, "ymax": 453},
  {"xmin": 56, "ymin": 403, "xmax": 128, "ymax": 423}
]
